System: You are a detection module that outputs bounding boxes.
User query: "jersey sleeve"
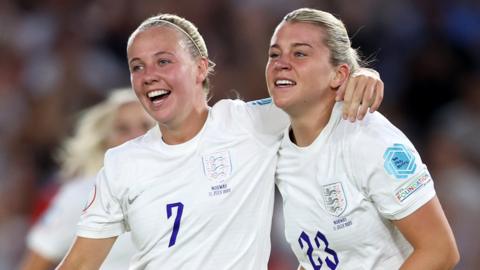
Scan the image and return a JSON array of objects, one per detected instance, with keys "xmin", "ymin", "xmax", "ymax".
[
  {"xmin": 214, "ymin": 98, "xmax": 289, "ymax": 144},
  {"xmin": 77, "ymin": 151, "xmax": 127, "ymax": 238},
  {"xmin": 27, "ymin": 183, "xmax": 85, "ymax": 260},
  {"xmin": 347, "ymin": 113, "xmax": 436, "ymax": 220},
  {"xmin": 245, "ymin": 98, "xmax": 290, "ymax": 135}
]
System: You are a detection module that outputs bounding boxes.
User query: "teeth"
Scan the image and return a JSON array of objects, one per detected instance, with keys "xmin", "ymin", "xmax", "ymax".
[
  {"xmin": 275, "ymin": 79, "xmax": 296, "ymax": 86},
  {"xmin": 147, "ymin": 90, "xmax": 169, "ymax": 98}
]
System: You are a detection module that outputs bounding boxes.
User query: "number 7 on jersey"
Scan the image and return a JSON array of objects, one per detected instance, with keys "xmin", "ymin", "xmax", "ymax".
[{"xmin": 166, "ymin": 202, "xmax": 184, "ymax": 247}]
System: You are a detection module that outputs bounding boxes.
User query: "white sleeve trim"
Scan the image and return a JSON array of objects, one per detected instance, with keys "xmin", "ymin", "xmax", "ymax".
[
  {"xmin": 77, "ymin": 224, "xmax": 125, "ymax": 239},
  {"xmin": 388, "ymin": 189, "xmax": 436, "ymax": 220}
]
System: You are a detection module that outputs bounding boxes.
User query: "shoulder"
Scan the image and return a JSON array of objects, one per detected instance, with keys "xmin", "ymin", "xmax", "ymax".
[
  {"xmin": 339, "ymin": 112, "xmax": 424, "ymax": 182},
  {"xmin": 209, "ymin": 99, "xmax": 249, "ymax": 128},
  {"xmin": 211, "ymin": 98, "xmax": 276, "ymax": 116},
  {"xmin": 341, "ymin": 111, "xmax": 407, "ymax": 149},
  {"xmin": 101, "ymin": 132, "xmax": 153, "ymax": 185},
  {"xmin": 336, "ymin": 111, "xmax": 421, "ymax": 177},
  {"xmin": 106, "ymin": 127, "xmax": 157, "ymax": 160},
  {"xmin": 214, "ymin": 98, "xmax": 247, "ymax": 107},
  {"xmin": 211, "ymin": 99, "xmax": 246, "ymax": 115}
]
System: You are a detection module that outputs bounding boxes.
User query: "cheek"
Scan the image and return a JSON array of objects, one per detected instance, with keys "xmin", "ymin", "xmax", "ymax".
[
  {"xmin": 265, "ymin": 61, "xmax": 274, "ymax": 72},
  {"xmin": 304, "ymin": 65, "xmax": 331, "ymax": 83},
  {"xmin": 130, "ymin": 74, "xmax": 142, "ymax": 91},
  {"xmin": 265, "ymin": 63, "xmax": 274, "ymax": 82}
]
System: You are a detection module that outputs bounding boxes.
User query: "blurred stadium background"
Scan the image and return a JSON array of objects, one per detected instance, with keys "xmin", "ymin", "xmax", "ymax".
[{"xmin": 0, "ymin": 0, "xmax": 479, "ymax": 269}]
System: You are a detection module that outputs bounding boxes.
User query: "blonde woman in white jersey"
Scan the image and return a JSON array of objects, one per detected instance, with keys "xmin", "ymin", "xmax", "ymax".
[
  {"xmin": 56, "ymin": 13, "xmax": 384, "ymax": 270},
  {"xmin": 19, "ymin": 89, "xmax": 154, "ymax": 270},
  {"xmin": 267, "ymin": 8, "xmax": 459, "ymax": 270}
]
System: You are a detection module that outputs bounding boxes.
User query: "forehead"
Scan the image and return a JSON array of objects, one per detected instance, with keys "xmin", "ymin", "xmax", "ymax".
[
  {"xmin": 270, "ymin": 21, "xmax": 326, "ymax": 46},
  {"xmin": 127, "ymin": 26, "xmax": 186, "ymax": 57}
]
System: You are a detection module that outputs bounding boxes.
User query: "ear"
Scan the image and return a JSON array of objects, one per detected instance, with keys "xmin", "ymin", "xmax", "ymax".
[
  {"xmin": 330, "ymin": 64, "xmax": 350, "ymax": 90},
  {"xmin": 196, "ymin": 57, "xmax": 209, "ymax": 84}
]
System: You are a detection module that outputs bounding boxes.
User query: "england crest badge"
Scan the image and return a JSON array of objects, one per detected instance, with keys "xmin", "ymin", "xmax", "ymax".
[
  {"xmin": 202, "ymin": 150, "xmax": 232, "ymax": 183},
  {"xmin": 321, "ymin": 182, "xmax": 347, "ymax": 217},
  {"xmin": 202, "ymin": 151, "xmax": 233, "ymax": 197}
]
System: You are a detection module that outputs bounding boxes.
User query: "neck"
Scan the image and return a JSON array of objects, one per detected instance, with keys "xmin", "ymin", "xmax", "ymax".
[
  {"xmin": 159, "ymin": 101, "xmax": 209, "ymax": 145},
  {"xmin": 289, "ymin": 100, "xmax": 336, "ymax": 147}
]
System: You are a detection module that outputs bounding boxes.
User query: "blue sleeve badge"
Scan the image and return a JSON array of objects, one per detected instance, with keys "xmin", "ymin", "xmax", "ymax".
[
  {"xmin": 383, "ymin": 143, "xmax": 417, "ymax": 179},
  {"xmin": 247, "ymin": 98, "xmax": 272, "ymax": 106}
]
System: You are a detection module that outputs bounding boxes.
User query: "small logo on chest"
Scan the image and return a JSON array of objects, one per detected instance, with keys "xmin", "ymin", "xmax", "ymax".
[
  {"xmin": 202, "ymin": 150, "xmax": 232, "ymax": 182},
  {"xmin": 321, "ymin": 182, "xmax": 347, "ymax": 217},
  {"xmin": 202, "ymin": 150, "xmax": 232, "ymax": 197}
]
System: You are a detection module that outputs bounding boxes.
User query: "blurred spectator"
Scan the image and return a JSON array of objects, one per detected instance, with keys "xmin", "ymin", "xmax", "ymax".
[
  {"xmin": 18, "ymin": 88, "xmax": 154, "ymax": 270},
  {"xmin": 427, "ymin": 70, "xmax": 480, "ymax": 269}
]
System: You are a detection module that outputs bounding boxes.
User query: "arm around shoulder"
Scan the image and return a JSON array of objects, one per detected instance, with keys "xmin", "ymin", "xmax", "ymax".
[
  {"xmin": 56, "ymin": 236, "xmax": 116, "ymax": 270},
  {"xmin": 393, "ymin": 196, "xmax": 460, "ymax": 270}
]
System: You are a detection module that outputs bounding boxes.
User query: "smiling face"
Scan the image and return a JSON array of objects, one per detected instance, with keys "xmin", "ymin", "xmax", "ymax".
[
  {"xmin": 127, "ymin": 26, "xmax": 208, "ymax": 129},
  {"xmin": 266, "ymin": 21, "xmax": 339, "ymax": 117}
]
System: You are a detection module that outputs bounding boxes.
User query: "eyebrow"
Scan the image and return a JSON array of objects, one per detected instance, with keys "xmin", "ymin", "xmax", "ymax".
[
  {"xmin": 128, "ymin": 51, "xmax": 175, "ymax": 65},
  {"xmin": 269, "ymin": 42, "xmax": 313, "ymax": 49}
]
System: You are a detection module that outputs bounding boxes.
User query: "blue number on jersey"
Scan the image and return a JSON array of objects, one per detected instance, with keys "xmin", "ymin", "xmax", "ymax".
[
  {"xmin": 166, "ymin": 202, "xmax": 184, "ymax": 247},
  {"xmin": 298, "ymin": 231, "xmax": 339, "ymax": 269}
]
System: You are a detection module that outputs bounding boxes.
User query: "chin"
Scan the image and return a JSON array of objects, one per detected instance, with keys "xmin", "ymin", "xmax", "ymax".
[
  {"xmin": 148, "ymin": 109, "xmax": 170, "ymax": 124},
  {"xmin": 272, "ymin": 97, "xmax": 290, "ymax": 111}
]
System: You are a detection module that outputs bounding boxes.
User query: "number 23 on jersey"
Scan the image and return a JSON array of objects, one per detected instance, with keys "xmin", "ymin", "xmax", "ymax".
[{"xmin": 299, "ymin": 230, "xmax": 339, "ymax": 270}]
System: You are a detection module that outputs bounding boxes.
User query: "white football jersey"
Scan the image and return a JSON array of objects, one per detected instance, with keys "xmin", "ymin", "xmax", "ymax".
[
  {"xmin": 78, "ymin": 99, "xmax": 288, "ymax": 269},
  {"xmin": 27, "ymin": 176, "xmax": 137, "ymax": 269},
  {"xmin": 276, "ymin": 102, "xmax": 436, "ymax": 270}
]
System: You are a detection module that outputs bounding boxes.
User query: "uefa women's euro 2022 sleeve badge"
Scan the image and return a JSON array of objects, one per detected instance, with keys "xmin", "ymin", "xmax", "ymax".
[
  {"xmin": 383, "ymin": 143, "xmax": 417, "ymax": 179},
  {"xmin": 383, "ymin": 143, "xmax": 433, "ymax": 203}
]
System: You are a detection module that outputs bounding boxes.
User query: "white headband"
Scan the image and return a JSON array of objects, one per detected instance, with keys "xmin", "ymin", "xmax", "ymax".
[{"xmin": 155, "ymin": 19, "xmax": 205, "ymax": 58}]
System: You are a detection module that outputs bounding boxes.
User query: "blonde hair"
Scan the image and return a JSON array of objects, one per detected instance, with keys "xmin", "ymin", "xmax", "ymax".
[
  {"xmin": 283, "ymin": 8, "xmax": 362, "ymax": 73},
  {"xmin": 57, "ymin": 88, "xmax": 138, "ymax": 179},
  {"xmin": 128, "ymin": 13, "xmax": 216, "ymax": 95}
]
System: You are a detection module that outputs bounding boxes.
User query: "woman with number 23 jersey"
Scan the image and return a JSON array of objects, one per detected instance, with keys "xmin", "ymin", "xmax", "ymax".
[{"xmin": 268, "ymin": 8, "xmax": 459, "ymax": 270}]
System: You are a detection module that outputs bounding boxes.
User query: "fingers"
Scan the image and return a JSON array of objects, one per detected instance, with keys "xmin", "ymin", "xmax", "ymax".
[
  {"xmin": 342, "ymin": 68, "xmax": 384, "ymax": 121},
  {"xmin": 342, "ymin": 77, "xmax": 357, "ymax": 120},
  {"xmin": 336, "ymin": 79, "xmax": 347, "ymax": 102},
  {"xmin": 370, "ymin": 80, "xmax": 384, "ymax": 113},
  {"xmin": 357, "ymin": 79, "xmax": 376, "ymax": 120},
  {"xmin": 345, "ymin": 75, "xmax": 367, "ymax": 122}
]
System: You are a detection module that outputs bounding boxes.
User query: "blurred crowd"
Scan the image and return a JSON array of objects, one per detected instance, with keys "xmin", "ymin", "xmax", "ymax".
[{"xmin": 0, "ymin": 0, "xmax": 479, "ymax": 269}]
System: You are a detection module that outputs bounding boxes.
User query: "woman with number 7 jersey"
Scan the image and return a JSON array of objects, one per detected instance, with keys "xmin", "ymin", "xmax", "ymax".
[
  {"xmin": 268, "ymin": 8, "xmax": 459, "ymax": 270},
  {"xmin": 56, "ymin": 13, "xmax": 383, "ymax": 269}
]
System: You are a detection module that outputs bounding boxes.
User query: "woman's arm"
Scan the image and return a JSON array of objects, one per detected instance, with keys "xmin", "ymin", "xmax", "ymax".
[
  {"xmin": 393, "ymin": 196, "xmax": 460, "ymax": 270},
  {"xmin": 18, "ymin": 249, "xmax": 55, "ymax": 270},
  {"xmin": 56, "ymin": 236, "xmax": 116, "ymax": 270}
]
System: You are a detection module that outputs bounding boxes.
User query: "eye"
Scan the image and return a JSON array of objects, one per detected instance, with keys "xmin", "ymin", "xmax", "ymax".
[
  {"xmin": 268, "ymin": 49, "xmax": 280, "ymax": 59},
  {"xmin": 158, "ymin": 59, "xmax": 172, "ymax": 65},
  {"xmin": 294, "ymin": 51, "xmax": 306, "ymax": 57},
  {"xmin": 130, "ymin": 64, "xmax": 143, "ymax": 73}
]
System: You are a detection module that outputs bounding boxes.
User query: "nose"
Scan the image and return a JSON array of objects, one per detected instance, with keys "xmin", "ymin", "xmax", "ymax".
[
  {"xmin": 274, "ymin": 57, "xmax": 291, "ymax": 71},
  {"xmin": 143, "ymin": 66, "xmax": 159, "ymax": 86}
]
